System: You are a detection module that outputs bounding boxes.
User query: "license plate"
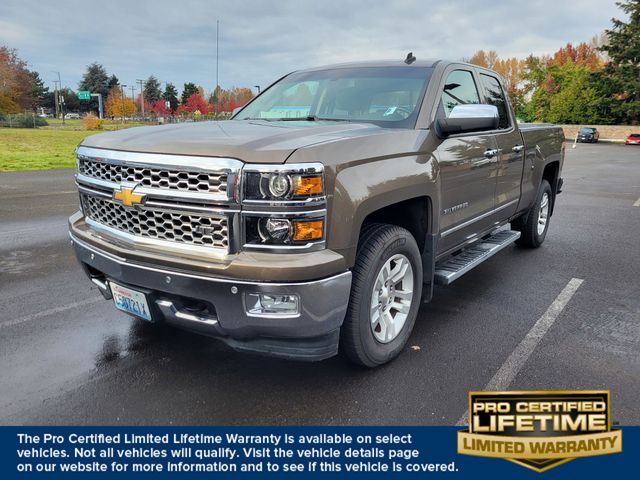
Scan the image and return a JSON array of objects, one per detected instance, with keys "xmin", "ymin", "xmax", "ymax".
[{"xmin": 110, "ymin": 281, "xmax": 152, "ymax": 321}]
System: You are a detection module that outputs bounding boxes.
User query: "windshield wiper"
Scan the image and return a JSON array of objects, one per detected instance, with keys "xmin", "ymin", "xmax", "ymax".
[
  {"xmin": 275, "ymin": 115, "xmax": 348, "ymax": 122},
  {"xmin": 241, "ymin": 116, "xmax": 348, "ymax": 122}
]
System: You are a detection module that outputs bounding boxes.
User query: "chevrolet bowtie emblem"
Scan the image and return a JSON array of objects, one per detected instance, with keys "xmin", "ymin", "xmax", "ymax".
[{"xmin": 113, "ymin": 186, "xmax": 145, "ymax": 207}]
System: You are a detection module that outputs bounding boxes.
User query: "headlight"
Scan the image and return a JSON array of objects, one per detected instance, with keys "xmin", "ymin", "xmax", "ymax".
[
  {"xmin": 243, "ymin": 164, "xmax": 324, "ymax": 201},
  {"xmin": 242, "ymin": 163, "xmax": 326, "ymax": 250}
]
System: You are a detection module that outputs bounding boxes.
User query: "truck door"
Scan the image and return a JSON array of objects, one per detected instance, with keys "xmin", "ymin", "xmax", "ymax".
[
  {"xmin": 479, "ymin": 73, "xmax": 524, "ymax": 218},
  {"xmin": 435, "ymin": 68, "xmax": 499, "ymax": 254}
]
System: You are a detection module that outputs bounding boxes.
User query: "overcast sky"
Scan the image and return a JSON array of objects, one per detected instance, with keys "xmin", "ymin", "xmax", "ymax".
[{"xmin": 0, "ymin": 0, "xmax": 623, "ymax": 95}]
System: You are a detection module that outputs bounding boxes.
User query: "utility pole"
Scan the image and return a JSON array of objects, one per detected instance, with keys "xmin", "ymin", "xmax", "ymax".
[
  {"xmin": 121, "ymin": 85, "xmax": 127, "ymax": 123},
  {"xmin": 52, "ymin": 71, "xmax": 62, "ymax": 120},
  {"xmin": 129, "ymin": 85, "xmax": 135, "ymax": 102},
  {"xmin": 136, "ymin": 79, "xmax": 145, "ymax": 118},
  {"xmin": 53, "ymin": 80, "xmax": 60, "ymax": 119}
]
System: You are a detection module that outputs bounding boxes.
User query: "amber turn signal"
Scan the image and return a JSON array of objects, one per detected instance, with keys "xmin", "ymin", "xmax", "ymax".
[
  {"xmin": 293, "ymin": 219, "xmax": 324, "ymax": 241},
  {"xmin": 292, "ymin": 175, "xmax": 323, "ymax": 197}
]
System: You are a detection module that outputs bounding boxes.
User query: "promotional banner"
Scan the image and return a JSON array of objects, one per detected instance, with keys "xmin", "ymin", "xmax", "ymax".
[{"xmin": 1, "ymin": 425, "xmax": 636, "ymax": 478}]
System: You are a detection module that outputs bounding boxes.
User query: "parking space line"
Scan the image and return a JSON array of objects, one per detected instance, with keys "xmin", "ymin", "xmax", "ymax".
[
  {"xmin": 633, "ymin": 197, "xmax": 640, "ymax": 207},
  {"xmin": 455, "ymin": 278, "xmax": 584, "ymax": 426},
  {"xmin": 0, "ymin": 298, "xmax": 103, "ymax": 329}
]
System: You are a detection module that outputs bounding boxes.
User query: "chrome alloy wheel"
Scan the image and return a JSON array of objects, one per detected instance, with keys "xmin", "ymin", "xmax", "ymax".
[
  {"xmin": 370, "ymin": 254, "xmax": 414, "ymax": 343},
  {"xmin": 537, "ymin": 192, "xmax": 550, "ymax": 236}
]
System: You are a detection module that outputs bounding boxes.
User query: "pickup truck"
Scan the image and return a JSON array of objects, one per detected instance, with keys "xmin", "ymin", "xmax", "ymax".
[{"xmin": 69, "ymin": 59, "xmax": 564, "ymax": 367}]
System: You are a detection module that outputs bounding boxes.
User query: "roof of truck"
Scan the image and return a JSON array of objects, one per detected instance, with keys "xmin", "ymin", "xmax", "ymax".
[{"xmin": 297, "ymin": 59, "xmax": 443, "ymax": 71}]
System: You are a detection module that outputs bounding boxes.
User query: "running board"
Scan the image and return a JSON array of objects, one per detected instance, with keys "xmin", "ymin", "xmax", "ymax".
[{"xmin": 434, "ymin": 230, "xmax": 521, "ymax": 285}]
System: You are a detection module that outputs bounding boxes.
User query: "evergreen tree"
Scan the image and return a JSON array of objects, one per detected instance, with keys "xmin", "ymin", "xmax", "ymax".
[
  {"xmin": 143, "ymin": 75, "xmax": 162, "ymax": 103},
  {"xmin": 106, "ymin": 74, "xmax": 120, "ymax": 92},
  {"xmin": 79, "ymin": 63, "xmax": 109, "ymax": 113},
  {"xmin": 600, "ymin": 0, "xmax": 640, "ymax": 123},
  {"xmin": 27, "ymin": 70, "xmax": 49, "ymax": 111},
  {"xmin": 181, "ymin": 82, "xmax": 198, "ymax": 104},
  {"xmin": 163, "ymin": 83, "xmax": 179, "ymax": 112}
]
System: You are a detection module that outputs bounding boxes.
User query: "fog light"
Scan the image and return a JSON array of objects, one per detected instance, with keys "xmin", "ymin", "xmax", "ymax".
[{"xmin": 245, "ymin": 293, "xmax": 300, "ymax": 317}]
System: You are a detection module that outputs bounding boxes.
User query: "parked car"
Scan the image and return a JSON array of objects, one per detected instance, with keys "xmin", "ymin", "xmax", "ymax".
[
  {"xmin": 576, "ymin": 127, "xmax": 599, "ymax": 143},
  {"xmin": 625, "ymin": 133, "xmax": 640, "ymax": 145},
  {"xmin": 69, "ymin": 59, "xmax": 564, "ymax": 366},
  {"xmin": 65, "ymin": 112, "xmax": 80, "ymax": 119}
]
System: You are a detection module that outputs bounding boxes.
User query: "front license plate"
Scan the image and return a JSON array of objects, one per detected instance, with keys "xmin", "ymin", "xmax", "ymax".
[{"xmin": 110, "ymin": 281, "xmax": 152, "ymax": 321}]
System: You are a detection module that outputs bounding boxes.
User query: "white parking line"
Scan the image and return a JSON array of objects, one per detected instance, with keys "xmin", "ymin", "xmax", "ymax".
[
  {"xmin": 0, "ymin": 298, "xmax": 103, "ymax": 329},
  {"xmin": 633, "ymin": 197, "xmax": 640, "ymax": 207},
  {"xmin": 456, "ymin": 278, "xmax": 584, "ymax": 426}
]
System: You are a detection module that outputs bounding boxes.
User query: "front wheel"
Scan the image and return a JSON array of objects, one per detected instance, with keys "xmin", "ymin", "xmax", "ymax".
[
  {"xmin": 340, "ymin": 224, "xmax": 423, "ymax": 367},
  {"xmin": 513, "ymin": 179, "xmax": 552, "ymax": 248}
]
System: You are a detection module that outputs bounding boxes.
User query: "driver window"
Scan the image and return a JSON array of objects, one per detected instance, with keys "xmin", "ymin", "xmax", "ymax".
[{"xmin": 439, "ymin": 70, "xmax": 480, "ymax": 118}]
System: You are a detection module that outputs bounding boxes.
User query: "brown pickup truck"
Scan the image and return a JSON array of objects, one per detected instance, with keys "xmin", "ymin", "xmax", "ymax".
[{"xmin": 69, "ymin": 59, "xmax": 564, "ymax": 366}]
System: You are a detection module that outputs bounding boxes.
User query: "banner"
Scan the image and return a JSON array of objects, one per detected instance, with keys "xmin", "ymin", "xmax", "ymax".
[{"xmin": 0, "ymin": 426, "xmax": 636, "ymax": 479}]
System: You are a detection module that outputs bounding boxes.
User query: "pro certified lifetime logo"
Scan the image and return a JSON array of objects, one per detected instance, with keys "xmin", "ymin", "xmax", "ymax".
[{"xmin": 457, "ymin": 390, "xmax": 622, "ymax": 472}]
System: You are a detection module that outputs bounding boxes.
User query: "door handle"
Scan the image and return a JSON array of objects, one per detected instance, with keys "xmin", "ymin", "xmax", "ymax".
[
  {"xmin": 484, "ymin": 149, "xmax": 499, "ymax": 159},
  {"xmin": 512, "ymin": 144, "xmax": 524, "ymax": 153}
]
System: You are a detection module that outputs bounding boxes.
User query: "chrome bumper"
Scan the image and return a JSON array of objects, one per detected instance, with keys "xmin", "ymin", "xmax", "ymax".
[{"xmin": 70, "ymin": 234, "xmax": 352, "ymax": 361}]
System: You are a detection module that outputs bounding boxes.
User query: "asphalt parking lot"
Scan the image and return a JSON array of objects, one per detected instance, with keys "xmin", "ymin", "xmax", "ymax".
[{"xmin": 1, "ymin": 143, "xmax": 638, "ymax": 426}]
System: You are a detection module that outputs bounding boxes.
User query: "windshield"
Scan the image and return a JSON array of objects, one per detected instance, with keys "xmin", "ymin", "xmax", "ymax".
[
  {"xmin": 579, "ymin": 128, "xmax": 595, "ymax": 133},
  {"xmin": 235, "ymin": 66, "xmax": 433, "ymax": 129}
]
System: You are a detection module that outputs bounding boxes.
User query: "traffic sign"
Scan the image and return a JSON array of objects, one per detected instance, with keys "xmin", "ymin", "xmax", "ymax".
[{"xmin": 78, "ymin": 90, "xmax": 91, "ymax": 100}]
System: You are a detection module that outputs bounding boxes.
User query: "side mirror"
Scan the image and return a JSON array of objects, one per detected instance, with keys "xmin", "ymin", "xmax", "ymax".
[{"xmin": 435, "ymin": 104, "xmax": 499, "ymax": 137}]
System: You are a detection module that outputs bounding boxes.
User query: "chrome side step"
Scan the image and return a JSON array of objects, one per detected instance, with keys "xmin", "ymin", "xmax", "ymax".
[{"xmin": 434, "ymin": 230, "xmax": 521, "ymax": 285}]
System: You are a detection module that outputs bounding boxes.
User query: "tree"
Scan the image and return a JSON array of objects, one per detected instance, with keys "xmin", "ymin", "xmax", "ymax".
[
  {"xmin": 27, "ymin": 70, "xmax": 48, "ymax": 111},
  {"xmin": 79, "ymin": 62, "xmax": 109, "ymax": 113},
  {"xmin": 143, "ymin": 75, "xmax": 162, "ymax": 103},
  {"xmin": 0, "ymin": 46, "xmax": 32, "ymax": 114},
  {"xmin": 106, "ymin": 74, "xmax": 120, "ymax": 91},
  {"xmin": 546, "ymin": 62, "xmax": 600, "ymax": 123},
  {"xmin": 149, "ymin": 99, "xmax": 171, "ymax": 116},
  {"xmin": 551, "ymin": 42, "xmax": 604, "ymax": 70},
  {"xmin": 181, "ymin": 82, "xmax": 198, "ymax": 104},
  {"xmin": 600, "ymin": 0, "xmax": 640, "ymax": 124},
  {"xmin": 467, "ymin": 50, "xmax": 499, "ymax": 69},
  {"xmin": 178, "ymin": 92, "xmax": 209, "ymax": 115},
  {"xmin": 57, "ymin": 87, "xmax": 80, "ymax": 113},
  {"xmin": 163, "ymin": 82, "xmax": 179, "ymax": 112},
  {"xmin": 105, "ymin": 87, "xmax": 137, "ymax": 118}
]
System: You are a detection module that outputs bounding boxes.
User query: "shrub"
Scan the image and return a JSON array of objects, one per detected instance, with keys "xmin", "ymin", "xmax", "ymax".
[
  {"xmin": 0, "ymin": 113, "xmax": 48, "ymax": 128},
  {"xmin": 82, "ymin": 113, "xmax": 102, "ymax": 130}
]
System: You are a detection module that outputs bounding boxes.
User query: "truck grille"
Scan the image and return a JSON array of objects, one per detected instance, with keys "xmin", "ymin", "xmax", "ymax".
[
  {"xmin": 78, "ymin": 158, "xmax": 228, "ymax": 194},
  {"xmin": 81, "ymin": 194, "xmax": 229, "ymax": 249}
]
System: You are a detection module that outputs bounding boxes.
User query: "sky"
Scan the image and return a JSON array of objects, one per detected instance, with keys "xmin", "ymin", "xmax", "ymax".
[{"xmin": 0, "ymin": 0, "xmax": 624, "ymax": 96}]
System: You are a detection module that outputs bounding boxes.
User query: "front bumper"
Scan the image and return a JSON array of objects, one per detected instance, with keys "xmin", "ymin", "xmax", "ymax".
[{"xmin": 70, "ymin": 233, "xmax": 352, "ymax": 361}]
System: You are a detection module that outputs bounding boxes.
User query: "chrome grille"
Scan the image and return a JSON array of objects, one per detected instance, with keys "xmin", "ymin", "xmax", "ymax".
[
  {"xmin": 78, "ymin": 158, "xmax": 227, "ymax": 194},
  {"xmin": 81, "ymin": 194, "xmax": 228, "ymax": 249}
]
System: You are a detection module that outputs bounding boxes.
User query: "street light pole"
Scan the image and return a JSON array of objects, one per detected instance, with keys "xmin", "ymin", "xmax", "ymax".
[{"xmin": 254, "ymin": 85, "xmax": 261, "ymax": 94}]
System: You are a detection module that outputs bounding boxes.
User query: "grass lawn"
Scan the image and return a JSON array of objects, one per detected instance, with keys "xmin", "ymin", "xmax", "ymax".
[
  {"xmin": 0, "ymin": 120, "xmax": 153, "ymax": 171},
  {"xmin": 0, "ymin": 128, "xmax": 98, "ymax": 171}
]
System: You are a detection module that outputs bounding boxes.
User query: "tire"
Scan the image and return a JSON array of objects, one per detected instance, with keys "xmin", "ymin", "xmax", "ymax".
[
  {"xmin": 513, "ymin": 179, "xmax": 552, "ymax": 248},
  {"xmin": 340, "ymin": 223, "xmax": 423, "ymax": 367}
]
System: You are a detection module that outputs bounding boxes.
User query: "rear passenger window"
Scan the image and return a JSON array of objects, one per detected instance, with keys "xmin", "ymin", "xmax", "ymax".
[
  {"xmin": 439, "ymin": 70, "xmax": 480, "ymax": 117},
  {"xmin": 480, "ymin": 74, "xmax": 510, "ymax": 129}
]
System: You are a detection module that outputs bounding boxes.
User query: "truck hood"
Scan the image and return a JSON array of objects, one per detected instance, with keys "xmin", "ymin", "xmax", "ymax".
[{"xmin": 80, "ymin": 120, "xmax": 387, "ymax": 164}]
